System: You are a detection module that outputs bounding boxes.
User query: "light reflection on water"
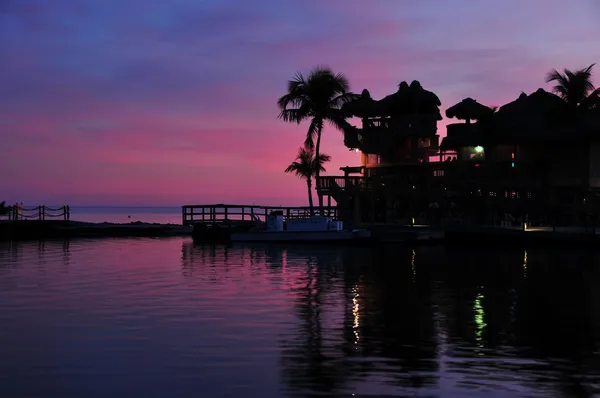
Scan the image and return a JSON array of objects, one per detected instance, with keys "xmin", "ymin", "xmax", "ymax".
[{"xmin": 0, "ymin": 238, "xmax": 600, "ymax": 397}]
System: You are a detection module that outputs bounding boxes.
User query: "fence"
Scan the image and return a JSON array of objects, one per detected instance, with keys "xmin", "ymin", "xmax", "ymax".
[{"xmin": 1, "ymin": 205, "xmax": 70, "ymax": 221}]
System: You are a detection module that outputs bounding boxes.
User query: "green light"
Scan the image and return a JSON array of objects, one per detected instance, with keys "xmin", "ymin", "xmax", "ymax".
[{"xmin": 474, "ymin": 146, "xmax": 484, "ymax": 153}]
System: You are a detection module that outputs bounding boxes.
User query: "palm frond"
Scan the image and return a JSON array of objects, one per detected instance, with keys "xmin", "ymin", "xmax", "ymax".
[
  {"xmin": 278, "ymin": 65, "xmax": 354, "ymax": 156},
  {"xmin": 329, "ymin": 92, "xmax": 359, "ymax": 108},
  {"xmin": 326, "ymin": 109, "xmax": 352, "ymax": 131},
  {"xmin": 287, "ymin": 72, "xmax": 307, "ymax": 92},
  {"xmin": 284, "ymin": 147, "xmax": 329, "ymax": 179},
  {"xmin": 304, "ymin": 118, "xmax": 323, "ymax": 149},
  {"xmin": 583, "ymin": 63, "xmax": 596, "ymax": 74},
  {"xmin": 312, "ymin": 153, "xmax": 331, "ymax": 173},
  {"xmin": 546, "ymin": 64, "xmax": 598, "ymax": 107},
  {"xmin": 278, "ymin": 109, "xmax": 304, "ymax": 124}
]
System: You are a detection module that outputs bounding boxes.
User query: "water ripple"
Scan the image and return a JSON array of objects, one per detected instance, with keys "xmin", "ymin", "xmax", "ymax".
[{"xmin": 1, "ymin": 239, "xmax": 600, "ymax": 397}]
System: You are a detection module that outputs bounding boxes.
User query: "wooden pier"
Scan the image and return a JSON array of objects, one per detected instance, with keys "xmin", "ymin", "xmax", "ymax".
[
  {"xmin": 181, "ymin": 204, "xmax": 337, "ymax": 225},
  {"xmin": 181, "ymin": 204, "xmax": 338, "ymax": 243}
]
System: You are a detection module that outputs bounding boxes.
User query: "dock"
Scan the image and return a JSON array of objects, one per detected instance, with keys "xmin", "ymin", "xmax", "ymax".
[
  {"xmin": 2, "ymin": 202, "xmax": 599, "ymax": 245},
  {"xmin": 181, "ymin": 204, "xmax": 600, "ymax": 246},
  {"xmin": 182, "ymin": 204, "xmax": 337, "ymax": 242},
  {"xmin": 182, "ymin": 204, "xmax": 337, "ymax": 225}
]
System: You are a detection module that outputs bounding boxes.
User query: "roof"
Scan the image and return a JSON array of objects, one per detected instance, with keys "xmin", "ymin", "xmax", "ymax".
[
  {"xmin": 341, "ymin": 80, "xmax": 442, "ymax": 120},
  {"xmin": 488, "ymin": 88, "xmax": 598, "ymax": 142},
  {"xmin": 445, "ymin": 98, "xmax": 493, "ymax": 121}
]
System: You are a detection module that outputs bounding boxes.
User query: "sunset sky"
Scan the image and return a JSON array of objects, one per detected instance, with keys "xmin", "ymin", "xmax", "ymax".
[{"xmin": 1, "ymin": 0, "xmax": 598, "ymax": 206}]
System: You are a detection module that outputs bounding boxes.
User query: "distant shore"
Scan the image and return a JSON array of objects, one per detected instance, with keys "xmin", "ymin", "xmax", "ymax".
[
  {"xmin": 0, "ymin": 220, "xmax": 192, "ymax": 240},
  {"xmin": 3, "ymin": 219, "xmax": 600, "ymax": 247}
]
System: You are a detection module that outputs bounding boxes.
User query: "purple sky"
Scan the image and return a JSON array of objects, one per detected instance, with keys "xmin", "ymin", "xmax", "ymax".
[{"xmin": 1, "ymin": 0, "xmax": 598, "ymax": 205}]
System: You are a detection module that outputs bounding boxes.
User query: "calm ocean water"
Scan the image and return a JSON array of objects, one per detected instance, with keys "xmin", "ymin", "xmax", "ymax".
[
  {"xmin": 1, "ymin": 239, "xmax": 600, "ymax": 397},
  {"xmin": 69, "ymin": 206, "xmax": 182, "ymax": 224}
]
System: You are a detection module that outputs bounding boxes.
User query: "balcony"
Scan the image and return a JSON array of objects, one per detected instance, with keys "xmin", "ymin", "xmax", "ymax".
[
  {"xmin": 318, "ymin": 176, "xmax": 370, "ymax": 194},
  {"xmin": 344, "ymin": 132, "xmax": 441, "ymax": 157},
  {"xmin": 362, "ymin": 114, "xmax": 437, "ymax": 129},
  {"xmin": 442, "ymin": 123, "xmax": 484, "ymax": 150},
  {"xmin": 319, "ymin": 160, "xmax": 559, "ymax": 194}
]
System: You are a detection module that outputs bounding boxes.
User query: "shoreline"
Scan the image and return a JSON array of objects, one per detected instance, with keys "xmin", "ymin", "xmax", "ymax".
[
  {"xmin": 2, "ymin": 219, "xmax": 600, "ymax": 247},
  {"xmin": 369, "ymin": 224, "xmax": 600, "ymax": 247},
  {"xmin": 0, "ymin": 220, "xmax": 192, "ymax": 240}
]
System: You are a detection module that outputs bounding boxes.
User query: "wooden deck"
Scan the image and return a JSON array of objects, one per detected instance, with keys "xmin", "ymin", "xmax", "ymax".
[{"xmin": 181, "ymin": 204, "xmax": 337, "ymax": 226}]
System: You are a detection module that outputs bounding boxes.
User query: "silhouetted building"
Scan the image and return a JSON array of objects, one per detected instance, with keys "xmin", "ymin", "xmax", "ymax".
[{"xmin": 319, "ymin": 83, "xmax": 600, "ymax": 226}]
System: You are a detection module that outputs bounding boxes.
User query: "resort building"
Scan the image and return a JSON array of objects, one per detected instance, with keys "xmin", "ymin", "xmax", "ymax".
[{"xmin": 318, "ymin": 82, "xmax": 600, "ymax": 226}]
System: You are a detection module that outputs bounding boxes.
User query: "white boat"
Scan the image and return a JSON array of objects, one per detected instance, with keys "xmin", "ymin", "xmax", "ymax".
[{"xmin": 229, "ymin": 214, "xmax": 371, "ymax": 244}]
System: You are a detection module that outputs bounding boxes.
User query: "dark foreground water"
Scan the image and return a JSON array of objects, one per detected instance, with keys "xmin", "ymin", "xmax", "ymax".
[{"xmin": 1, "ymin": 239, "xmax": 600, "ymax": 397}]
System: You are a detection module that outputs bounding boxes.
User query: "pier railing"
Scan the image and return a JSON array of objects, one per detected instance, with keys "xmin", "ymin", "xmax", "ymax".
[
  {"xmin": 181, "ymin": 204, "xmax": 337, "ymax": 225},
  {"xmin": 1, "ymin": 205, "xmax": 70, "ymax": 221}
]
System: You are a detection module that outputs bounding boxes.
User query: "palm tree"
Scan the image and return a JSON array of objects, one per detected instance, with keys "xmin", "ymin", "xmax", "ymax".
[
  {"xmin": 285, "ymin": 147, "xmax": 331, "ymax": 215},
  {"xmin": 277, "ymin": 66, "xmax": 356, "ymax": 212},
  {"xmin": 546, "ymin": 64, "xmax": 600, "ymax": 217},
  {"xmin": 546, "ymin": 63, "xmax": 600, "ymax": 114}
]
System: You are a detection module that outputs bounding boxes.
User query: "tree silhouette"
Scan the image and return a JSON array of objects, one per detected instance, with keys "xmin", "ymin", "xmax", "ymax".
[
  {"xmin": 285, "ymin": 147, "xmax": 331, "ymax": 215},
  {"xmin": 278, "ymin": 66, "xmax": 356, "ymax": 213},
  {"xmin": 546, "ymin": 64, "xmax": 600, "ymax": 198},
  {"xmin": 546, "ymin": 63, "xmax": 600, "ymax": 114}
]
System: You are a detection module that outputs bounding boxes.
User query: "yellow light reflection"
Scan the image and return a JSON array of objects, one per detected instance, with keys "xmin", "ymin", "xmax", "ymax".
[
  {"xmin": 473, "ymin": 292, "xmax": 486, "ymax": 347},
  {"xmin": 352, "ymin": 286, "xmax": 360, "ymax": 345},
  {"xmin": 411, "ymin": 249, "xmax": 416, "ymax": 283},
  {"xmin": 523, "ymin": 250, "xmax": 528, "ymax": 277}
]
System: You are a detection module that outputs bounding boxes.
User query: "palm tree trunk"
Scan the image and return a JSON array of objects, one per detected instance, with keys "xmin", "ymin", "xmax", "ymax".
[
  {"xmin": 307, "ymin": 179, "xmax": 315, "ymax": 216},
  {"xmin": 315, "ymin": 128, "xmax": 324, "ymax": 216}
]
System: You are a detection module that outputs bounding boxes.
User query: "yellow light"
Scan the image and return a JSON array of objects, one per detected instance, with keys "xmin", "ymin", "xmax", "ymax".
[
  {"xmin": 411, "ymin": 249, "xmax": 416, "ymax": 283},
  {"xmin": 474, "ymin": 292, "xmax": 486, "ymax": 346},
  {"xmin": 352, "ymin": 286, "xmax": 360, "ymax": 345}
]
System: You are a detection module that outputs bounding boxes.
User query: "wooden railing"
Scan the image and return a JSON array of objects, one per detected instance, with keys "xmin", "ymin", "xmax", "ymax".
[
  {"xmin": 317, "ymin": 161, "xmax": 567, "ymax": 197},
  {"xmin": 181, "ymin": 204, "xmax": 338, "ymax": 225},
  {"xmin": 318, "ymin": 176, "xmax": 368, "ymax": 191},
  {"xmin": 1, "ymin": 205, "xmax": 70, "ymax": 221}
]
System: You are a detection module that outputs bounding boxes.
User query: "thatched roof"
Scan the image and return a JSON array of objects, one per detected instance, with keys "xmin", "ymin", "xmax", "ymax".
[
  {"xmin": 341, "ymin": 89, "xmax": 379, "ymax": 118},
  {"xmin": 488, "ymin": 89, "xmax": 568, "ymax": 141},
  {"xmin": 477, "ymin": 88, "xmax": 600, "ymax": 143},
  {"xmin": 379, "ymin": 80, "xmax": 442, "ymax": 119},
  {"xmin": 341, "ymin": 80, "xmax": 442, "ymax": 120},
  {"xmin": 445, "ymin": 98, "xmax": 492, "ymax": 121},
  {"xmin": 497, "ymin": 89, "xmax": 563, "ymax": 121}
]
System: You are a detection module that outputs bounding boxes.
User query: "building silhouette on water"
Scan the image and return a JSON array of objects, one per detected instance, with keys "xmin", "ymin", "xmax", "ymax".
[{"xmin": 318, "ymin": 78, "xmax": 600, "ymax": 227}]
